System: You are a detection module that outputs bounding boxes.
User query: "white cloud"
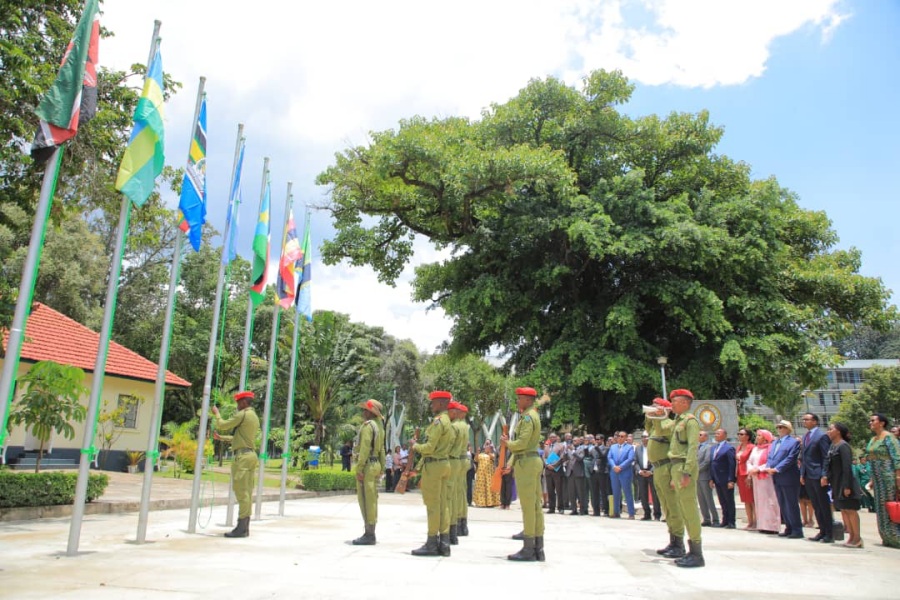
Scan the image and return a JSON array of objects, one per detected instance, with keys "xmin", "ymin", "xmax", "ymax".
[{"xmin": 97, "ymin": 0, "xmax": 849, "ymax": 352}]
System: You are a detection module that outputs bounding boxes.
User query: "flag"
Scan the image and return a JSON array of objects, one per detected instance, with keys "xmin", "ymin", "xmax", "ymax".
[
  {"xmin": 31, "ymin": 0, "xmax": 101, "ymax": 164},
  {"xmin": 177, "ymin": 95, "xmax": 207, "ymax": 251},
  {"xmin": 249, "ymin": 178, "xmax": 271, "ymax": 307},
  {"xmin": 222, "ymin": 141, "xmax": 245, "ymax": 266},
  {"xmin": 296, "ymin": 220, "xmax": 312, "ymax": 321},
  {"xmin": 275, "ymin": 210, "xmax": 302, "ymax": 309},
  {"xmin": 115, "ymin": 45, "xmax": 165, "ymax": 207}
]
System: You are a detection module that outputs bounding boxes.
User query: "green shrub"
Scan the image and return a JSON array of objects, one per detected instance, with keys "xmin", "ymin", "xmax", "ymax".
[
  {"xmin": 0, "ymin": 471, "xmax": 109, "ymax": 508},
  {"xmin": 300, "ymin": 470, "xmax": 356, "ymax": 491}
]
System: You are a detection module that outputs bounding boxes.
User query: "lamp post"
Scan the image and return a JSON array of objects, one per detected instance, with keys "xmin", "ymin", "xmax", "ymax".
[{"xmin": 657, "ymin": 356, "xmax": 668, "ymax": 399}]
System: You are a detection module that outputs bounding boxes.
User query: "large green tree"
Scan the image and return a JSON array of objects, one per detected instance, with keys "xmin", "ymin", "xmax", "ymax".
[
  {"xmin": 833, "ymin": 365, "xmax": 900, "ymax": 448},
  {"xmin": 317, "ymin": 70, "xmax": 893, "ymax": 433}
]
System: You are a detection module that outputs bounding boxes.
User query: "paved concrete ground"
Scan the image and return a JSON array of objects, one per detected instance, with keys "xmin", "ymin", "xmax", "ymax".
[{"xmin": 0, "ymin": 472, "xmax": 895, "ymax": 599}]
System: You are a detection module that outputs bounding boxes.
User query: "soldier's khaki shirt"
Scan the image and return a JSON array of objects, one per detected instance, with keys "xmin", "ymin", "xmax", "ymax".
[
  {"xmin": 214, "ymin": 407, "xmax": 260, "ymax": 452},
  {"xmin": 506, "ymin": 406, "xmax": 542, "ymax": 467},
  {"xmin": 414, "ymin": 411, "xmax": 452, "ymax": 459},
  {"xmin": 355, "ymin": 418, "xmax": 386, "ymax": 474}
]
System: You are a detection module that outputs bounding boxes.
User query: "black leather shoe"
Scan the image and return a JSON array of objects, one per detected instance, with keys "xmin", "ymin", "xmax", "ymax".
[
  {"xmin": 788, "ymin": 533, "xmax": 804, "ymax": 539},
  {"xmin": 808, "ymin": 533, "xmax": 824, "ymax": 541},
  {"xmin": 726, "ymin": 524, "xmax": 736, "ymax": 529},
  {"xmin": 820, "ymin": 537, "xmax": 834, "ymax": 543},
  {"xmin": 778, "ymin": 531, "xmax": 790, "ymax": 537},
  {"xmin": 701, "ymin": 521, "xmax": 712, "ymax": 527}
]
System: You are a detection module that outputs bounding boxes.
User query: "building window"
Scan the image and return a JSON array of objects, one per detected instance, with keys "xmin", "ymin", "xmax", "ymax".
[{"xmin": 117, "ymin": 395, "xmax": 139, "ymax": 429}]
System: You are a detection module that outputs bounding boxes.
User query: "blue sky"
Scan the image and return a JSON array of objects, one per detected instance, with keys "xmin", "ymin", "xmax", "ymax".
[{"xmin": 100, "ymin": 0, "xmax": 898, "ymax": 352}]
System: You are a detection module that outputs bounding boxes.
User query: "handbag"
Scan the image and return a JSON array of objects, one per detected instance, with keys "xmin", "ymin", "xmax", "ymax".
[{"xmin": 886, "ymin": 500, "xmax": 900, "ymax": 524}]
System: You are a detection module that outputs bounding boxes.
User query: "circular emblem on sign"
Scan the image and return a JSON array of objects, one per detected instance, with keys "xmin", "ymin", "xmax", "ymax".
[{"xmin": 695, "ymin": 403, "xmax": 721, "ymax": 429}]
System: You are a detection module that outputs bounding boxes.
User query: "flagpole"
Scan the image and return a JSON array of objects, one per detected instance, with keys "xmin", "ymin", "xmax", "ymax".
[
  {"xmin": 0, "ymin": 146, "xmax": 65, "ymax": 456},
  {"xmin": 225, "ymin": 156, "xmax": 269, "ymax": 526},
  {"xmin": 279, "ymin": 204, "xmax": 303, "ymax": 516},
  {"xmin": 67, "ymin": 21, "xmax": 161, "ymax": 557},
  {"xmin": 136, "ymin": 76, "xmax": 205, "ymax": 543},
  {"xmin": 254, "ymin": 181, "xmax": 291, "ymax": 520},
  {"xmin": 186, "ymin": 123, "xmax": 244, "ymax": 532}
]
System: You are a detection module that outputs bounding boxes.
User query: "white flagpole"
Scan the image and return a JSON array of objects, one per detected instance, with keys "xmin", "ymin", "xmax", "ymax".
[
  {"xmin": 184, "ymin": 124, "xmax": 245, "ymax": 532},
  {"xmin": 136, "ymin": 76, "xmax": 205, "ymax": 543},
  {"xmin": 254, "ymin": 181, "xmax": 291, "ymax": 519},
  {"xmin": 67, "ymin": 21, "xmax": 161, "ymax": 556}
]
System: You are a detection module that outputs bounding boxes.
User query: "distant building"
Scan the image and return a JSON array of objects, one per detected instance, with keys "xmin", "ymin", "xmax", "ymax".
[{"xmin": 744, "ymin": 359, "xmax": 900, "ymax": 433}]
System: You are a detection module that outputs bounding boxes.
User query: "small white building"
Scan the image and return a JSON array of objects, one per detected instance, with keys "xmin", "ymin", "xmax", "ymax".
[{"xmin": 1, "ymin": 302, "xmax": 191, "ymax": 470}]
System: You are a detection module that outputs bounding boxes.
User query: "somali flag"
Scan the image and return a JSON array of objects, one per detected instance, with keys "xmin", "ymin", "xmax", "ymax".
[
  {"xmin": 115, "ymin": 45, "xmax": 165, "ymax": 207},
  {"xmin": 222, "ymin": 141, "xmax": 245, "ymax": 266},
  {"xmin": 177, "ymin": 95, "xmax": 207, "ymax": 251}
]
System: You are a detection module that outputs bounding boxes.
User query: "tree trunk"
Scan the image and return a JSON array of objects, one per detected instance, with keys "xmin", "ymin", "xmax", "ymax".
[{"xmin": 35, "ymin": 439, "xmax": 45, "ymax": 473}]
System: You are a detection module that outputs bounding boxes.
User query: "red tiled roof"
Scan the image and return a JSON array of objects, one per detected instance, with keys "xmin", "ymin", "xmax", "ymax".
[{"xmin": 2, "ymin": 303, "xmax": 191, "ymax": 388}]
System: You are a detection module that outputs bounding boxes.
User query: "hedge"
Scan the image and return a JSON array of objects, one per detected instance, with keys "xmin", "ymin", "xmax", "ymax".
[
  {"xmin": 300, "ymin": 470, "xmax": 356, "ymax": 491},
  {"xmin": 0, "ymin": 470, "xmax": 109, "ymax": 508}
]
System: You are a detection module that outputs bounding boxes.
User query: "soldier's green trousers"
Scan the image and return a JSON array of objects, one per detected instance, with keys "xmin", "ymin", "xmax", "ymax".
[
  {"xmin": 356, "ymin": 460, "xmax": 380, "ymax": 526},
  {"xmin": 513, "ymin": 455, "xmax": 544, "ymax": 537},
  {"xmin": 670, "ymin": 462, "xmax": 702, "ymax": 542},
  {"xmin": 232, "ymin": 452, "xmax": 259, "ymax": 519},
  {"xmin": 421, "ymin": 459, "xmax": 451, "ymax": 535},
  {"xmin": 458, "ymin": 460, "xmax": 468, "ymax": 520},
  {"xmin": 449, "ymin": 458, "xmax": 464, "ymax": 522},
  {"xmin": 654, "ymin": 463, "xmax": 683, "ymax": 537}
]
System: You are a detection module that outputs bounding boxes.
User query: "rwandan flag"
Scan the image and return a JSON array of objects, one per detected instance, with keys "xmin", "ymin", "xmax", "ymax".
[
  {"xmin": 275, "ymin": 210, "xmax": 302, "ymax": 309},
  {"xmin": 296, "ymin": 219, "xmax": 312, "ymax": 321},
  {"xmin": 115, "ymin": 45, "xmax": 165, "ymax": 207},
  {"xmin": 177, "ymin": 95, "xmax": 207, "ymax": 251},
  {"xmin": 31, "ymin": 0, "xmax": 100, "ymax": 164},
  {"xmin": 222, "ymin": 141, "xmax": 245, "ymax": 266},
  {"xmin": 249, "ymin": 177, "xmax": 271, "ymax": 307}
]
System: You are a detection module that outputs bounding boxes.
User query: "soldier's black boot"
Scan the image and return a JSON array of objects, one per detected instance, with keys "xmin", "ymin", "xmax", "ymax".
[
  {"xmin": 675, "ymin": 540, "xmax": 705, "ymax": 568},
  {"xmin": 660, "ymin": 535, "xmax": 685, "ymax": 559},
  {"xmin": 411, "ymin": 535, "xmax": 441, "ymax": 556},
  {"xmin": 511, "ymin": 530, "xmax": 525, "ymax": 540},
  {"xmin": 352, "ymin": 524, "xmax": 376, "ymax": 545},
  {"xmin": 656, "ymin": 533, "xmax": 675, "ymax": 556},
  {"xmin": 438, "ymin": 533, "xmax": 452, "ymax": 556},
  {"xmin": 449, "ymin": 525, "xmax": 459, "ymax": 545},
  {"xmin": 507, "ymin": 536, "xmax": 537, "ymax": 561},
  {"xmin": 534, "ymin": 536, "xmax": 545, "ymax": 562},
  {"xmin": 459, "ymin": 518, "xmax": 469, "ymax": 536},
  {"xmin": 225, "ymin": 517, "xmax": 249, "ymax": 538}
]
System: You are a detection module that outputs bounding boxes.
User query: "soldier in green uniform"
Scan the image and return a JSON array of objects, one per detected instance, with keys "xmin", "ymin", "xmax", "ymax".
[
  {"xmin": 455, "ymin": 403, "xmax": 472, "ymax": 537},
  {"xmin": 211, "ymin": 390, "xmax": 260, "ymax": 538},
  {"xmin": 411, "ymin": 390, "xmax": 454, "ymax": 557},
  {"xmin": 502, "ymin": 387, "xmax": 545, "ymax": 562},
  {"xmin": 645, "ymin": 396, "xmax": 685, "ymax": 558},
  {"xmin": 446, "ymin": 401, "xmax": 470, "ymax": 544},
  {"xmin": 667, "ymin": 388, "xmax": 705, "ymax": 568},
  {"xmin": 352, "ymin": 399, "xmax": 386, "ymax": 545}
]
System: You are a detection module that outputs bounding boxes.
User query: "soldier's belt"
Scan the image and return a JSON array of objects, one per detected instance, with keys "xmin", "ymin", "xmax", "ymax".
[
  {"xmin": 367, "ymin": 457, "xmax": 380, "ymax": 462},
  {"xmin": 456, "ymin": 455, "xmax": 467, "ymax": 460},
  {"xmin": 234, "ymin": 448, "xmax": 256, "ymax": 456},
  {"xmin": 423, "ymin": 457, "xmax": 448, "ymax": 463},
  {"xmin": 649, "ymin": 437, "xmax": 670, "ymax": 443},
  {"xmin": 515, "ymin": 451, "xmax": 540, "ymax": 458},
  {"xmin": 668, "ymin": 458, "xmax": 686, "ymax": 464},
  {"xmin": 652, "ymin": 458, "xmax": 671, "ymax": 467}
]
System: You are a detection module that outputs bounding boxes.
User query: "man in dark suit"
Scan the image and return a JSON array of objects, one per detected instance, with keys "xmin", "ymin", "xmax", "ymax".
[
  {"xmin": 634, "ymin": 432, "xmax": 660, "ymax": 520},
  {"xmin": 544, "ymin": 434, "xmax": 566, "ymax": 513},
  {"xmin": 566, "ymin": 436, "xmax": 588, "ymax": 515},
  {"xmin": 590, "ymin": 434, "xmax": 610, "ymax": 516},
  {"xmin": 696, "ymin": 431, "xmax": 719, "ymax": 526},
  {"xmin": 800, "ymin": 413, "xmax": 834, "ymax": 543},
  {"xmin": 709, "ymin": 428, "xmax": 737, "ymax": 528},
  {"xmin": 608, "ymin": 431, "xmax": 635, "ymax": 518},
  {"xmin": 766, "ymin": 420, "xmax": 804, "ymax": 538}
]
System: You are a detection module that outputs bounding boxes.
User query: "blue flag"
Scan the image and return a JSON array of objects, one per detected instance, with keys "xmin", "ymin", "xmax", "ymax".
[
  {"xmin": 177, "ymin": 95, "xmax": 207, "ymax": 251},
  {"xmin": 296, "ymin": 218, "xmax": 312, "ymax": 320},
  {"xmin": 222, "ymin": 141, "xmax": 245, "ymax": 266}
]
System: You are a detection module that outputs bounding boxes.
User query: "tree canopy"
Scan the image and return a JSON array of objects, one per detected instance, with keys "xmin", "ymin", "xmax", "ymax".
[{"xmin": 317, "ymin": 70, "xmax": 893, "ymax": 432}]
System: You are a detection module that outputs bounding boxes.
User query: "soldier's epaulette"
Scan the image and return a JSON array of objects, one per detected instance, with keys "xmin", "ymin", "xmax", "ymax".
[{"xmin": 523, "ymin": 415, "xmax": 532, "ymax": 423}]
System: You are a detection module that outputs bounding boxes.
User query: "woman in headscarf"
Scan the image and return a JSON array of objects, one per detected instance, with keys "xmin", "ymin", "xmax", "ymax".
[
  {"xmin": 473, "ymin": 441, "xmax": 500, "ymax": 508},
  {"xmin": 747, "ymin": 429, "xmax": 780, "ymax": 534}
]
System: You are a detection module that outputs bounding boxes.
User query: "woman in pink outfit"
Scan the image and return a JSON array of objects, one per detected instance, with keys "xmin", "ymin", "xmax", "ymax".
[{"xmin": 747, "ymin": 429, "xmax": 781, "ymax": 534}]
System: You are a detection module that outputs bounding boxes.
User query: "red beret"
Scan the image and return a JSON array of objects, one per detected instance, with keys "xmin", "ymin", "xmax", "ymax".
[
  {"xmin": 234, "ymin": 391, "xmax": 254, "ymax": 401},
  {"xmin": 458, "ymin": 404, "xmax": 468, "ymax": 413},
  {"xmin": 669, "ymin": 389, "xmax": 694, "ymax": 400},
  {"xmin": 429, "ymin": 390, "xmax": 452, "ymax": 400},
  {"xmin": 652, "ymin": 397, "xmax": 672, "ymax": 408},
  {"xmin": 515, "ymin": 387, "xmax": 537, "ymax": 397},
  {"xmin": 447, "ymin": 401, "xmax": 462, "ymax": 410}
]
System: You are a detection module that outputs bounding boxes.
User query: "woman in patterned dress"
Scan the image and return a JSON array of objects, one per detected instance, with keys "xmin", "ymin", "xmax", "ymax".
[
  {"xmin": 866, "ymin": 413, "xmax": 900, "ymax": 548},
  {"xmin": 473, "ymin": 442, "xmax": 500, "ymax": 507}
]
